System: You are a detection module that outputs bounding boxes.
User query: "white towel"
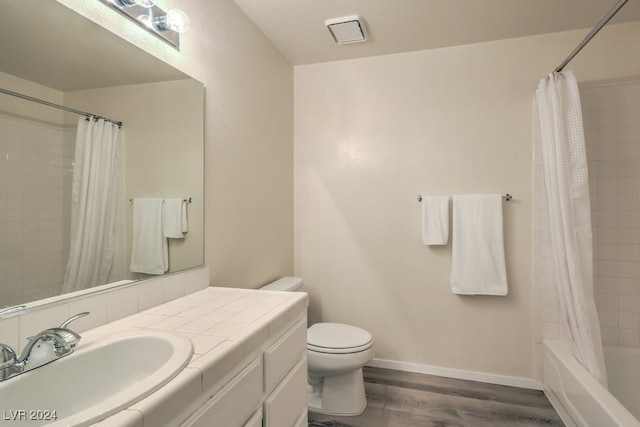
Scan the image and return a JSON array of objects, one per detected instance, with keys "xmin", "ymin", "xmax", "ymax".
[
  {"xmin": 130, "ymin": 198, "xmax": 168, "ymax": 275},
  {"xmin": 163, "ymin": 198, "xmax": 188, "ymax": 238},
  {"xmin": 422, "ymin": 196, "xmax": 450, "ymax": 245},
  {"xmin": 450, "ymin": 194, "xmax": 508, "ymax": 296}
]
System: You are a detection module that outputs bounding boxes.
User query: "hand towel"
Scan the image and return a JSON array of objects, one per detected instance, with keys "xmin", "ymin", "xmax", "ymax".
[
  {"xmin": 450, "ymin": 194, "xmax": 508, "ymax": 296},
  {"xmin": 163, "ymin": 198, "xmax": 188, "ymax": 238},
  {"xmin": 130, "ymin": 198, "xmax": 168, "ymax": 275},
  {"xmin": 422, "ymin": 196, "xmax": 450, "ymax": 245}
]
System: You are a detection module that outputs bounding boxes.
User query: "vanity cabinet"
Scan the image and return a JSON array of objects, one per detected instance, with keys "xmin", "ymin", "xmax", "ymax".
[
  {"xmin": 90, "ymin": 287, "xmax": 309, "ymax": 427},
  {"xmin": 183, "ymin": 318, "xmax": 308, "ymax": 427}
]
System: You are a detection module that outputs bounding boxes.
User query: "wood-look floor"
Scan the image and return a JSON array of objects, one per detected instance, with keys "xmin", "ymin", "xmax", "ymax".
[{"xmin": 308, "ymin": 367, "xmax": 565, "ymax": 427}]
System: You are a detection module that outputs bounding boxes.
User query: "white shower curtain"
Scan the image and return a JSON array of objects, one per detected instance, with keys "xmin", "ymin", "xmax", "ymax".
[
  {"xmin": 63, "ymin": 117, "xmax": 124, "ymax": 293},
  {"xmin": 535, "ymin": 71, "xmax": 607, "ymax": 386}
]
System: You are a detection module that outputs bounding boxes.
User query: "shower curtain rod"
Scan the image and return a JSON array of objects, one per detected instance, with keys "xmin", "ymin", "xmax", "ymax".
[
  {"xmin": 554, "ymin": 0, "xmax": 629, "ymax": 72},
  {"xmin": 0, "ymin": 87, "xmax": 123, "ymax": 127}
]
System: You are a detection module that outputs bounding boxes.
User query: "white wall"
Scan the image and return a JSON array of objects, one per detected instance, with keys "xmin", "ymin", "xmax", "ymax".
[{"xmin": 295, "ymin": 22, "xmax": 640, "ymax": 380}]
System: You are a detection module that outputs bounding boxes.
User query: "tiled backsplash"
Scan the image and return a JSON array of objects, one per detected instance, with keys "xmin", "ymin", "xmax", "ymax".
[{"xmin": 0, "ymin": 266, "xmax": 209, "ymax": 354}]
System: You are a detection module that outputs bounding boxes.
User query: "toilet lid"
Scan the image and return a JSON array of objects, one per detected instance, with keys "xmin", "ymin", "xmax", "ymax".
[{"xmin": 307, "ymin": 323, "xmax": 373, "ymax": 354}]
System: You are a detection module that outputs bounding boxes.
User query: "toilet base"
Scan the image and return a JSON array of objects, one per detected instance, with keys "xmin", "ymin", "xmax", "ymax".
[{"xmin": 307, "ymin": 368, "xmax": 367, "ymax": 416}]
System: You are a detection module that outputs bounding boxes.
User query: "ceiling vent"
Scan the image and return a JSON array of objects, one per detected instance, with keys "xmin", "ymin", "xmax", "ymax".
[{"xmin": 325, "ymin": 15, "xmax": 368, "ymax": 45}]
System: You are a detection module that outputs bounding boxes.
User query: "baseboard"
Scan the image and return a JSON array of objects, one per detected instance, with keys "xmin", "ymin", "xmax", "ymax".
[{"xmin": 368, "ymin": 358, "xmax": 543, "ymax": 390}]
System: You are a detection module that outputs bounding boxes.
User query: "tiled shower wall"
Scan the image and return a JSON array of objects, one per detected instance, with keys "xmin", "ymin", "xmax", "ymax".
[
  {"xmin": 0, "ymin": 114, "xmax": 73, "ymax": 307},
  {"xmin": 582, "ymin": 81, "xmax": 640, "ymax": 347},
  {"xmin": 531, "ymin": 80, "xmax": 640, "ymax": 380},
  {"xmin": 532, "ymin": 80, "xmax": 640, "ymax": 379}
]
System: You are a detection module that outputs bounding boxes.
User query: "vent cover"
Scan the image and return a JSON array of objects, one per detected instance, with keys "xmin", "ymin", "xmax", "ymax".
[{"xmin": 325, "ymin": 15, "xmax": 367, "ymax": 44}]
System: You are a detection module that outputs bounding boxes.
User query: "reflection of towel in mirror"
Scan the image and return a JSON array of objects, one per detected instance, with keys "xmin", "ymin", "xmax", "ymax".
[
  {"xmin": 163, "ymin": 198, "xmax": 188, "ymax": 238},
  {"xmin": 130, "ymin": 198, "xmax": 167, "ymax": 275}
]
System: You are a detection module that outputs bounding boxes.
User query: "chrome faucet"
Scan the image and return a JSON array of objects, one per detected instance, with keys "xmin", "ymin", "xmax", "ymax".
[{"xmin": 0, "ymin": 312, "xmax": 89, "ymax": 382}]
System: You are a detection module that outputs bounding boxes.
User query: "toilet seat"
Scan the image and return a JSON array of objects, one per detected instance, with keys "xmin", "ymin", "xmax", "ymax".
[{"xmin": 307, "ymin": 323, "xmax": 373, "ymax": 354}]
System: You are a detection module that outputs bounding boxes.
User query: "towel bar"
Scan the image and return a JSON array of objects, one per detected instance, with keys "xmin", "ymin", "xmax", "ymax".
[
  {"xmin": 129, "ymin": 197, "xmax": 192, "ymax": 203},
  {"xmin": 418, "ymin": 194, "xmax": 512, "ymax": 202}
]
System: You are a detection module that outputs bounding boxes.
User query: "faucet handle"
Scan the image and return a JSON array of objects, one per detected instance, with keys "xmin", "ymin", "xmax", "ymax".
[
  {"xmin": 0, "ymin": 344, "xmax": 17, "ymax": 370},
  {"xmin": 60, "ymin": 311, "xmax": 90, "ymax": 329}
]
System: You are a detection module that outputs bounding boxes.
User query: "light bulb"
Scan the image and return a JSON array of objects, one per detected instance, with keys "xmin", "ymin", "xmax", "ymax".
[{"xmin": 164, "ymin": 9, "xmax": 190, "ymax": 33}]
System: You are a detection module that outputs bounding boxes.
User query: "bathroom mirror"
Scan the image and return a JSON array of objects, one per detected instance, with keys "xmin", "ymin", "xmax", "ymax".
[{"xmin": 0, "ymin": 1, "xmax": 204, "ymax": 310}]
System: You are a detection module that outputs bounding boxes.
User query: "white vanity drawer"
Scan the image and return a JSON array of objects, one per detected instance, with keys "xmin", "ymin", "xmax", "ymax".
[
  {"xmin": 264, "ymin": 318, "xmax": 307, "ymax": 393},
  {"xmin": 184, "ymin": 357, "xmax": 263, "ymax": 427},
  {"xmin": 263, "ymin": 356, "xmax": 307, "ymax": 427},
  {"xmin": 242, "ymin": 408, "xmax": 263, "ymax": 427}
]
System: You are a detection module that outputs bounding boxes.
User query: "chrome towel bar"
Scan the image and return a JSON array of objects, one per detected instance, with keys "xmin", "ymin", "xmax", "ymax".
[
  {"xmin": 418, "ymin": 194, "xmax": 512, "ymax": 202},
  {"xmin": 129, "ymin": 197, "xmax": 192, "ymax": 203}
]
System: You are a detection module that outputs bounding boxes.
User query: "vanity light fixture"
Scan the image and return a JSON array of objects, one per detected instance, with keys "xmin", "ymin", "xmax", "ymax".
[
  {"xmin": 100, "ymin": 0, "xmax": 190, "ymax": 49},
  {"xmin": 114, "ymin": 0, "xmax": 156, "ymax": 7}
]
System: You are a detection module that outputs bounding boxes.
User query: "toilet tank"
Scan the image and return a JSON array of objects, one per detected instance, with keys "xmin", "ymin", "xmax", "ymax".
[{"xmin": 260, "ymin": 276, "xmax": 303, "ymax": 292}]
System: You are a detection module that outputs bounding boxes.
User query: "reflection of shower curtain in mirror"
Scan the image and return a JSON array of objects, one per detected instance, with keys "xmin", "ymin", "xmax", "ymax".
[{"xmin": 62, "ymin": 117, "xmax": 124, "ymax": 293}]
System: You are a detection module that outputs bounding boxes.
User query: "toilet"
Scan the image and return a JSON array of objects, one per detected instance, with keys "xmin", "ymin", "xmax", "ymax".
[{"xmin": 260, "ymin": 277, "xmax": 374, "ymax": 416}]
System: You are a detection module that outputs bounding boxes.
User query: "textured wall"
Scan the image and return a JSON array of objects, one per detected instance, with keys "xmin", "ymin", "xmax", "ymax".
[{"xmin": 295, "ymin": 22, "xmax": 640, "ymax": 380}]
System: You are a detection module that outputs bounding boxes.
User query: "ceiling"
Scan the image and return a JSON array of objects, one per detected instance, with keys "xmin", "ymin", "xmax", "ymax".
[
  {"xmin": 0, "ymin": 1, "xmax": 187, "ymax": 92},
  {"xmin": 232, "ymin": 0, "xmax": 640, "ymax": 66}
]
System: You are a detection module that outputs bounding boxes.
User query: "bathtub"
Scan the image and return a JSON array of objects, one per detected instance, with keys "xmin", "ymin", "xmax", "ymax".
[{"xmin": 543, "ymin": 339, "xmax": 640, "ymax": 427}]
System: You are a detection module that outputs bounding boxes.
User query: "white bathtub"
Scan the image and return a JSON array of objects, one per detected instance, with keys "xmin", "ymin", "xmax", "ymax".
[{"xmin": 543, "ymin": 339, "xmax": 640, "ymax": 427}]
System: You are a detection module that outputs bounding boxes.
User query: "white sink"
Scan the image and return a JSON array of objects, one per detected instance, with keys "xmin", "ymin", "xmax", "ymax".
[{"xmin": 0, "ymin": 329, "xmax": 193, "ymax": 426}]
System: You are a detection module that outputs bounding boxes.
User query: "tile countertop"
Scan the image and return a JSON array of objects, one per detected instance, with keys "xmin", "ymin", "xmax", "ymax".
[{"xmin": 91, "ymin": 286, "xmax": 309, "ymax": 427}]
